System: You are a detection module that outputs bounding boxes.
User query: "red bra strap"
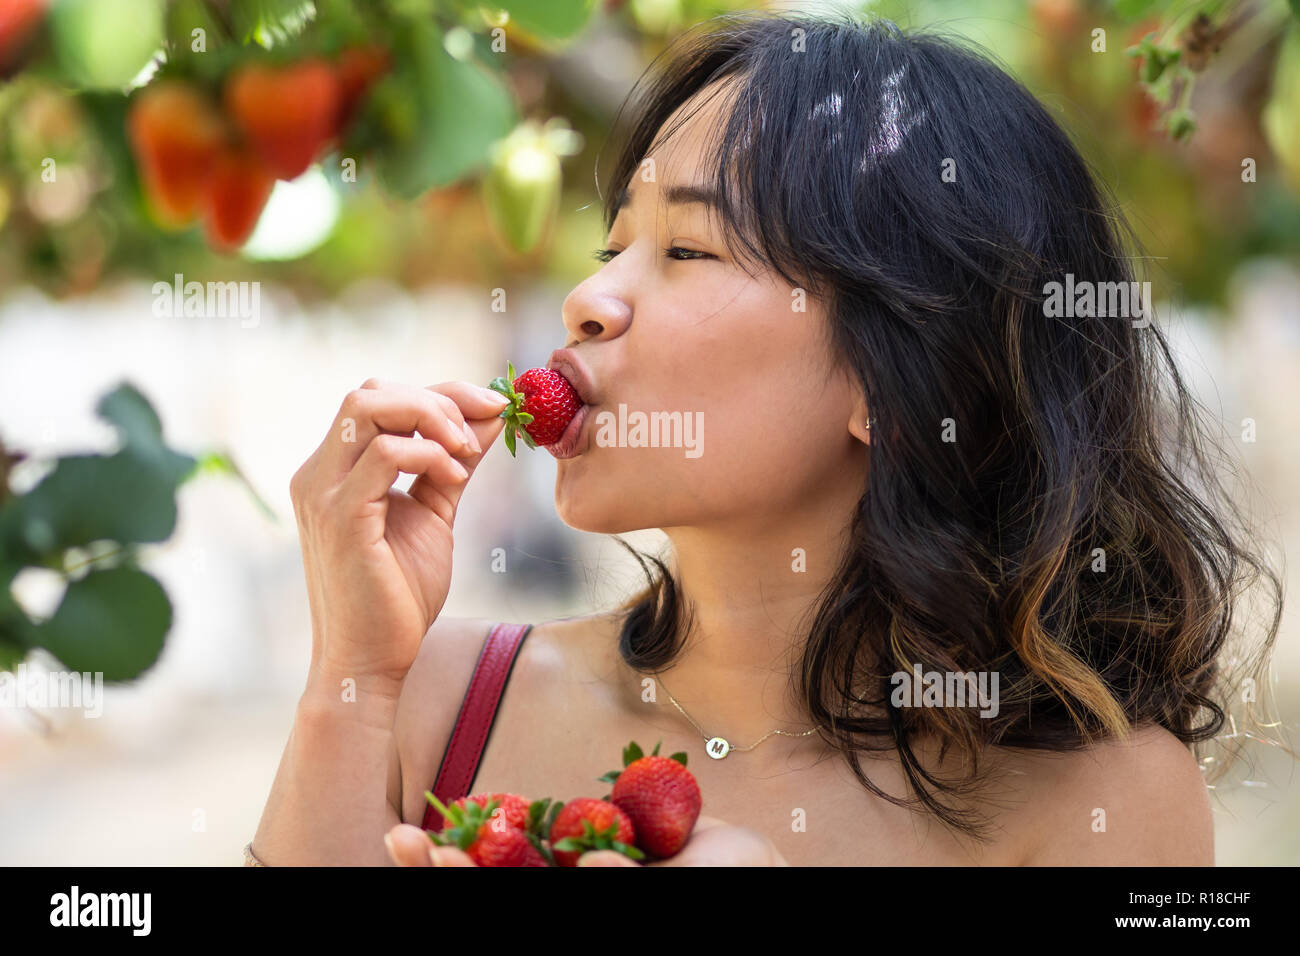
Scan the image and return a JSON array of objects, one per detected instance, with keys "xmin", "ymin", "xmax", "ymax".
[{"xmin": 421, "ymin": 622, "xmax": 532, "ymax": 830}]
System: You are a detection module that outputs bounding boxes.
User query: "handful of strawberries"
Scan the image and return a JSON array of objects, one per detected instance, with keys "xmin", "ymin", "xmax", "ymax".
[{"xmin": 424, "ymin": 741, "xmax": 702, "ymax": 867}]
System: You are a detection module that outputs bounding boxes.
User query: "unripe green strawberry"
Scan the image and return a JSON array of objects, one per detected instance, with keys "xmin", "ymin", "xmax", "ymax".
[{"xmin": 481, "ymin": 119, "xmax": 582, "ymax": 254}]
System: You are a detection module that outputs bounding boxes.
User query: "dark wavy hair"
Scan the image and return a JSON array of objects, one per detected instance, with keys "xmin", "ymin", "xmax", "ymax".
[{"xmin": 595, "ymin": 12, "xmax": 1286, "ymax": 840}]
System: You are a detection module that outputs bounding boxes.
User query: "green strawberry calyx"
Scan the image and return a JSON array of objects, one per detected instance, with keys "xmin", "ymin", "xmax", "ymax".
[
  {"xmin": 552, "ymin": 817, "xmax": 646, "ymax": 862},
  {"xmin": 597, "ymin": 739, "xmax": 689, "ymax": 787},
  {"xmin": 486, "ymin": 361, "xmax": 536, "ymax": 458},
  {"xmin": 424, "ymin": 791, "xmax": 560, "ymax": 865}
]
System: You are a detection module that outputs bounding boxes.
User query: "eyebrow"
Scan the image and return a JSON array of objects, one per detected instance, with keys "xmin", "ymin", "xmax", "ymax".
[{"xmin": 612, "ymin": 182, "xmax": 722, "ymax": 216}]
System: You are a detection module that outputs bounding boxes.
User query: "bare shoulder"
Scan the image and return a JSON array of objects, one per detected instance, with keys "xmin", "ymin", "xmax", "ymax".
[
  {"xmin": 392, "ymin": 615, "xmax": 498, "ymax": 825},
  {"xmin": 1011, "ymin": 722, "xmax": 1213, "ymax": 865},
  {"xmin": 509, "ymin": 609, "xmax": 630, "ymax": 692},
  {"xmin": 392, "ymin": 611, "xmax": 629, "ymax": 825}
]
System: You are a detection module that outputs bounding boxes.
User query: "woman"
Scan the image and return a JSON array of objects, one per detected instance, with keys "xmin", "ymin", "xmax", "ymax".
[{"xmin": 249, "ymin": 12, "xmax": 1282, "ymax": 866}]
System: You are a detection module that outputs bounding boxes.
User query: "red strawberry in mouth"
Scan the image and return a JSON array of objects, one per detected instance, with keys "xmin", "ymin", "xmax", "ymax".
[{"xmin": 488, "ymin": 362, "xmax": 582, "ymax": 456}]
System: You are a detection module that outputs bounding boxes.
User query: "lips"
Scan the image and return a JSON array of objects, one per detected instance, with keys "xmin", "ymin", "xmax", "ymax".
[
  {"xmin": 546, "ymin": 348, "xmax": 597, "ymax": 406},
  {"xmin": 543, "ymin": 348, "xmax": 597, "ymax": 459},
  {"xmin": 545, "ymin": 403, "xmax": 589, "ymax": 459}
]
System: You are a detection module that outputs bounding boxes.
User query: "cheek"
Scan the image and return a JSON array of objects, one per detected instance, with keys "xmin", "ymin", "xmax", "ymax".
[
  {"xmin": 553, "ymin": 401, "xmax": 841, "ymax": 533},
  {"xmin": 552, "ymin": 293, "xmax": 847, "ymax": 530}
]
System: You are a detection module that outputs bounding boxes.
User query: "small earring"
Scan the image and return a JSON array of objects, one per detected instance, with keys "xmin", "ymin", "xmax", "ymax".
[{"xmin": 863, "ymin": 420, "xmax": 871, "ymax": 430}]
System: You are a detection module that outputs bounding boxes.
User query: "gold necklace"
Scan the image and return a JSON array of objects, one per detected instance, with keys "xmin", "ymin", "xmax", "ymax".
[{"xmin": 655, "ymin": 674, "xmax": 819, "ymax": 759}]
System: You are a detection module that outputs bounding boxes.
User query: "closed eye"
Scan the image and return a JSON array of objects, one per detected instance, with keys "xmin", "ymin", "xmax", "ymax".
[
  {"xmin": 661, "ymin": 246, "xmax": 715, "ymax": 261},
  {"xmin": 590, "ymin": 246, "xmax": 716, "ymax": 263}
]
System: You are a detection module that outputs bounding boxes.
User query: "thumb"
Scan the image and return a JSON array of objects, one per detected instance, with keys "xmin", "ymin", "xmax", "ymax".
[{"xmin": 576, "ymin": 850, "xmax": 641, "ymax": 867}]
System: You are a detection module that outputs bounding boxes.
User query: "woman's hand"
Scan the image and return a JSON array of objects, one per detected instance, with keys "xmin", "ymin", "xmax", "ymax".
[
  {"xmin": 576, "ymin": 816, "xmax": 790, "ymax": 867},
  {"xmin": 290, "ymin": 379, "xmax": 509, "ymax": 689},
  {"xmin": 382, "ymin": 816, "xmax": 790, "ymax": 867}
]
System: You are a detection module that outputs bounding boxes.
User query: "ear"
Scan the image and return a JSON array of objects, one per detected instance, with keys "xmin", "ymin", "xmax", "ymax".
[{"xmin": 847, "ymin": 389, "xmax": 871, "ymax": 447}]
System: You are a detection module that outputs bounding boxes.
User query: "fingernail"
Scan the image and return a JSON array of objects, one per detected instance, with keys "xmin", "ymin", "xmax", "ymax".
[
  {"xmin": 452, "ymin": 460, "xmax": 469, "ymax": 480},
  {"xmin": 383, "ymin": 833, "xmax": 395, "ymax": 858},
  {"xmin": 480, "ymin": 386, "xmax": 509, "ymax": 406},
  {"xmin": 428, "ymin": 845, "xmax": 443, "ymax": 866},
  {"xmin": 576, "ymin": 855, "xmax": 594, "ymax": 867},
  {"xmin": 462, "ymin": 421, "xmax": 480, "ymax": 454}
]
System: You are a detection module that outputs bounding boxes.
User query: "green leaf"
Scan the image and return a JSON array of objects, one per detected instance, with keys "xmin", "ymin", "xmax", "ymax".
[
  {"xmin": 623, "ymin": 741, "xmax": 644, "ymax": 765},
  {"xmin": 670, "ymin": 751, "xmax": 688, "ymax": 767},
  {"xmin": 98, "ymin": 382, "xmax": 196, "ymax": 485},
  {"xmin": 496, "ymin": 0, "xmax": 596, "ymax": 41},
  {"xmin": 377, "ymin": 21, "xmax": 516, "ymax": 197},
  {"xmin": 613, "ymin": 841, "xmax": 645, "ymax": 861},
  {"xmin": 0, "ymin": 384, "xmax": 195, "ymax": 556},
  {"xmin": 504, "ymin": 426, "xmax": 517, "ymax": 457},
  {"xmin": 544, "ymin": 799, "xmax": 564, "ymax": 833},
  {"xmin": 0, "ymin": 453, "xmax": 185, "ymax": 557},
  {"xmin": 98, "ymin": 382, "xmax": 164, "ymax": 446},
  {"xmin": 29, "ymin": 566, "xmax": 171, "ymax": 682},
  {"xmin": 0, "ymin": 642, "xmax": 26, "ymax": 673}
]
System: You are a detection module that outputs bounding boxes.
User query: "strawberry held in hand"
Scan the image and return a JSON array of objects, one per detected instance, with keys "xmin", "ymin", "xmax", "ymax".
[
  {"xmin": 487, "ymin": 361, "xmax": 581, "ymax": 456},
  {"xmin": 548, "ymin": 797, "xmax": 644, "ymax": 867},
  {"xmin": 429, "ymin": 792, "xmax": 533, "ymax": 834},
  {"xmin": 425, "ymin": 792, "xmax": 552, "ymax": 867},
  {"xmin": 602, "ymin": 741, "xmax": 702, "ymax": 860}
]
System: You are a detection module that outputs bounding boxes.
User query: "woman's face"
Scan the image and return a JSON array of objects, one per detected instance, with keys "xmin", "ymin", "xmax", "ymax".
[{"xmin": 553, "ymin": 81, "xmax": 871, "ymax": 535}]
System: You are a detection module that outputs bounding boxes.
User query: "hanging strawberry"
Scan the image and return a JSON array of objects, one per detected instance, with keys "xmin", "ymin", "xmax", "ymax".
[
  {"xmin": 127, "ymin": 81, "xmax": 227, "ymax": 227},
  {"xmin": 224, "ymin": 58, "xmax": 340, "ymax": 181},
  {"xmin": 200, "ymin": 146, "xmax": 275, "ymax": 252},
  {"xmin": 481, "ymin": 118, "xmax": 583, "ymax": 254}
]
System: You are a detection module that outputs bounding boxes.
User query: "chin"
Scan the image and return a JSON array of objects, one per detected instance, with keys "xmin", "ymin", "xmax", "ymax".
[{"xmin": 553, "ymin": 458, "xmax": 652, "ymax": 533}]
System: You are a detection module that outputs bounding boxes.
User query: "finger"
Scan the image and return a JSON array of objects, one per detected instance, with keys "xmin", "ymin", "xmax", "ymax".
[
  {"xmin": 325, "ymin": 380, "xmax": 477, "ymax": 473},
  {"xmin": 386, "ymin": 824, "xmax": 437, "ymax": 867},
  {"xmin": 691, "ymin": 815, "xmax": 730, "ymax": 833},
  {"xmin": 427, "ymin": 382, "xmax": 511, "ymax": 464},
  {"xmin": 576, "ymin": 850, "xmax": 641, "ymax": 867},
  {"xmin": 429, "ymin": 845, "xmax": 476, "ymax": 867},
  {"xmin": 406, "ymin": 411, "xmax": 506, "ymax": 520},
  {"xmin": 339, "ymin": 434, "xmax": 469, "ymax": 516},
  {"xmin": 428, "ymin": 381, "xmax": 512, "ymax": 422}
]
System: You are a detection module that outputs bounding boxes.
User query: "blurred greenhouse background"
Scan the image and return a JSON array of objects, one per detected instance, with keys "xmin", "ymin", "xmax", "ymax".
[{"xmin": 1, "ymin": 0, "xmax": 1298, "ymax": 864}]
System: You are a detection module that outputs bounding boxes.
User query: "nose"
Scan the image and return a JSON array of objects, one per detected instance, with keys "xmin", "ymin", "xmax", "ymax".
[{"xmin": 560, "ymin": 278, "xmax": 632, "ymax": 346}]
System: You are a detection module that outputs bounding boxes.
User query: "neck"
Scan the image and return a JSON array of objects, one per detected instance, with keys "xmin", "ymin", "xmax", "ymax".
[{"xmin": 651, "ymin": 493, "xmax": 859, "ymax": 748}]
